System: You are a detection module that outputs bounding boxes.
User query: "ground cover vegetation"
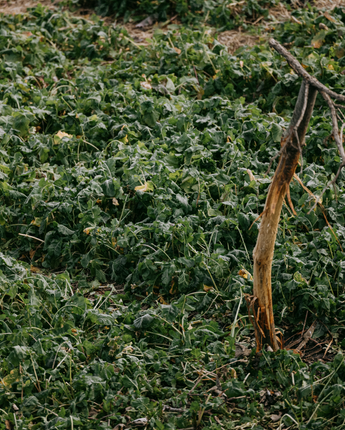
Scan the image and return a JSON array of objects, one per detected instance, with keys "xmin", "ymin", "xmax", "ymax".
[{"xmin": 0, "ymin": 1, "xmax": 345, "ymax": 429}]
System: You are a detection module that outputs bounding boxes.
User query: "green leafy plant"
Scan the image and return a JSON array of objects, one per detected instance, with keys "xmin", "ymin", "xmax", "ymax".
[{"xmin": 0, "ymin": 2, "xmax": 345, "ymax": 428}]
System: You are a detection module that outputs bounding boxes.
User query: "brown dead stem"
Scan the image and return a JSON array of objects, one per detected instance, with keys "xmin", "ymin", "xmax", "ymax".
[
  {"xmin": 251, "ymin": 38, "xmax": 345, "ymax": 352},
  {"xmin": 251, "ymin": 78, "xmax": 318, "ymax": 351}
]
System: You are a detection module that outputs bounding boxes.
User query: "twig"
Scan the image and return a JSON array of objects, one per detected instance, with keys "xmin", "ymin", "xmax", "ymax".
[
  {"xmin": 19, "ymin": 233, "xmax": 44, "ymax": 243},
  {"xmin": 293, "ymin": 81, "xmax": 309, "ymax": 175},
  {"xmin": 293, "ymin": 174, "xmax": 343, "ymax": 250},
  {"xmin": 188, "ymin": 375, "xmax": 203, "ymax": 395},
  {"xmin": 286, "ymin": 186, "xmax": 297, "ymax": 215},
  {"xmin": 308, "ymin": 162, "xmax": 345, "ymax": 213},
  {"xmin": 301, "ymin": 311, "xmax": 308, "ymax": 338},
  {"xmin": 320, "ymin": 91, "xmax": 345, "ymax": 162},
  {"xmin": 334, "ymin": 104, "xmax": 345, "ymax": 110},
  {"xmin": 160, "ymin": 14, "xmax": 178, "ymax": 28},
  {"xmin": 269, "ymin": 39, "xmax": 345, "ymax": 103},
  {"xmin": 163, "ymin": 405, "xmax": 186, "ymax": 413},
  {"xmin": 295, "ymin": 321, "xmax": 316, "ymax": 352}
]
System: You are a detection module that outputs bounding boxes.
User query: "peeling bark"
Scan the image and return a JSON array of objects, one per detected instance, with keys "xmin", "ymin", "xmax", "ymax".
[
  {"xmin": 250, "ymin": 82, "xmax": 318, "ymax": 351},
  {"xmin": 248, "ymin": 38, "xmax": 345, "ymax": 352}
]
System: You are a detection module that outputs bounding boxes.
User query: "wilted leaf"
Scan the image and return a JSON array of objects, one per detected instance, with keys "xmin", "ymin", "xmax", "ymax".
[
  {"xmin": 324, "ymin": 11, "xmax": 336, "ymax": 23},
  {"xmin": 271, "ymin": 413, "xmax": 282, "ymax": 422},
  {"xmin": 311, "ymin": 30, "xmax": 327, "ymax": 49},
  {"xmin": 335, "ymin": 46, "xmax": 344, "ymax": 59},
  {"xmin": 0, "ymin": 369, "xmax": 20, "ymax": 389},
  {"xmin": 54, "ymin": 131, "xmax": 73, "ymax": 144},
  {"xmin": 130, "ymin": 417, "xmax": 148, "ymax": 427},
  {"xmin": 135, "ymin": 182, "xmax": 154, "ymax": 192},
  {"xmin": 238, "ymin": 269, "xmax": 253, "ymax": 281},
  {"xmin": 140, "ymin": 81, "xmax": 152, "ymax": 90}
]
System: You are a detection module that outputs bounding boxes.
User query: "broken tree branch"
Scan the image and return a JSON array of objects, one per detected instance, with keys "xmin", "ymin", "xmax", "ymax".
[
  {"xmin": 269, "ymin": 38, "xmax": 345, "ymax": 103},
  {"xmin": 320, "ymin": 91, "xmax": 345, "ymax": 162}
]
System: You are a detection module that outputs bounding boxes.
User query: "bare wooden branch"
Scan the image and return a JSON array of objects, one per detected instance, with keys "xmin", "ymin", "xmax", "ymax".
[
  {"xmin": 294, "ymin": 82, "xmax": 309, "ymax": 174},
  {"xmin": 252, "ymin": 40, "xmax": 345, "ymax": 353},
  {"xmin": 320, "ymin": 91, "xmax": 345, "ymax": 162},
  {"xmin": 269, "ymin": 38, "xmax": 345, "ymax": 103},
  {"xmin": 294, "ymin": 82, "xmax": 310, "ymax": 132},
  {"xmin": 266, "ymin": 81, "xmax": 316, "ymax": 176},
  {"xmin": 334, "ymin": 104, "xmax": 345, "ymax": 110}
]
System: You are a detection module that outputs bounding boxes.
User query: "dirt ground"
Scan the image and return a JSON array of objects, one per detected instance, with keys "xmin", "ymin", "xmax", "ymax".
[
  {"xmin": 0, "ymin": 0, "xmax": 343, "ymax": 53},
  {"xmin": 0, "ymin": 0, "xmax": 62, "ymax": 14}
]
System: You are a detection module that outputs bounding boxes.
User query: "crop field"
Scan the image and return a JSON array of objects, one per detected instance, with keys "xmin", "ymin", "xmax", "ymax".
[{"xmin": 0, "ymin": 1, "xmax": 345, "ymax": 429}]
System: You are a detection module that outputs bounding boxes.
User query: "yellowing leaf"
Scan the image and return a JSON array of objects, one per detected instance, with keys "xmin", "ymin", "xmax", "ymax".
[
  {"xmin": 135, "ymin": 182, "xmax": 154, "ymax": 192},
  {"xmin": 173, "ymin": 47, "xmax": 181, "ymax": 55},
  {"xmin": 324, "ymin": 11, "xmax": 336, "ymax": 23},
  {"xmin": 121, "ymin": 134, "xmax": 128, "ymax": 144},
  {"xmin": 238, "ymin": 269, "xmax": 253, "ymax": 281},
  {"xmin": 203, "ymin": 284, "xmax": 214, "ymax": 292},
  {"xmin": 30, "ymin": 217, "xmax": 41, "ymax": 227},
  {"xmin": 140, "ymin": 81, "xmax": 152, "ymax": 90},
  {"xmin": 0, "ymin": 369, "xmax": 20, "ymax": 389},
  {"xmin": 230, "ymin": 368, "xmax": 237, "ymax": 378},
  {"xmin": 158, "ymin": 295, "xmax": 168, "ymax": 304},
  {"xmin": 327, "ymin": 64, "xmax": 334, "ymax": 70},
  {"xmin": 54, "ymin": 130, "xmax": 72, "ymax": 144},
  {"xmin": 294, "ymin": 272, "xmax": 307, "ymax": 284},
  {"xmin": 30, "ymin": 265, "xmax": 41, "ymax": 273},
  {"xmin": 21, "ymin": 31, "xmax": 33, "ymax": 38},
  {"xmin": 56, "ymin": 131, "xmax": 72, "ymax": 139},
  {"xmin": 335, "ymin": 47, "xmax": 344, "ymax": 59},
  {"xmin": 169, "ymin": 280, "xmax": 177, "ymax": 295},
  {"xmin": 311, "ymin": 31, "xmax": 326, "ymax": 49},
  {"xmin": 112, "ymin": 197, "xmax": 119, "ymax": 206}
]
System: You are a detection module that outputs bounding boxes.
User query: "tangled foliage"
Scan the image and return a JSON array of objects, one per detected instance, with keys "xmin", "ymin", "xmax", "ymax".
[
  {"xmin": 74, "ymin": 0, "xmax": 279, "ymax": 27},
  {"xmin": 0, "ymin": 2, "xmax": 345, "ymax": 429}
]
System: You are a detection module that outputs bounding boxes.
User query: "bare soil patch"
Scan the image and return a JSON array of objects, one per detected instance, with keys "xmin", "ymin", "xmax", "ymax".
[
  {"xmin": 313, "ymin": 0, "xmax": 344, "ymax": 9},
  {"xmin": 218, "ymin": 30, "xmax": 259, "ymax": 54},
  {"xmin": 0, "ymin": 0, "xmax": 63, "ymax": 14}
]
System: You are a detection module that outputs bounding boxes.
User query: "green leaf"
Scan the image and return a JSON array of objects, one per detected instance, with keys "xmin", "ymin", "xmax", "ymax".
[
  {"xmin": 271, "ymin": 123, "xmax": 282, "ymax": 142},
  {"xmin": 57, "ymin": 224, "xmax": 75, "ymax": 236},
  {"xmin": 133, "ymin": 314, "xmax": 154, "ymax": 329}
]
